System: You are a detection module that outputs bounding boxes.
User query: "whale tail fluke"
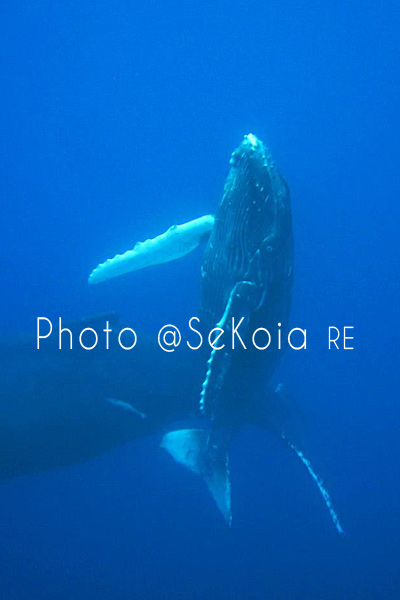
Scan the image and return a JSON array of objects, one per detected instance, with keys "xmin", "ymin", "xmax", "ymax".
[{"xmin": 161, "ymin": 429, "xmax": 232, "ymax": 526}]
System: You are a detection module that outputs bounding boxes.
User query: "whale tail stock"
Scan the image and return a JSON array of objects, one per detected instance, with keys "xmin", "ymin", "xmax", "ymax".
[{"xmin": 161, "ymin": 428, "xmax": 232, "ymax": 526}]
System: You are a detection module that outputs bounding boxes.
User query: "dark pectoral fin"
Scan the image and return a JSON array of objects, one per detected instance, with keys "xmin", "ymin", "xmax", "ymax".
[{"xmin": 161, "ymin": 429, "xmax": 232, "ymax": 526}]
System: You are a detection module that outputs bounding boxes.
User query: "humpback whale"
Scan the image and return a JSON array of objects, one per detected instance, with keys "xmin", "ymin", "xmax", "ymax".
[
  {"xmin": 162, "ymin": 133, "xmax": 295, "ymax": 525},
  {"xmin": 90, "ymin": 134, "xmax": 343, "ymax": 532},
  {"xmin": 0, "ymin": 315, "xmax": 203, "ymax": 480}
]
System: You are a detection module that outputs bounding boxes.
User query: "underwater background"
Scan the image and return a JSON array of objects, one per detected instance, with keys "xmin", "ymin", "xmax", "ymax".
[{"xmin": 1, "ymin": 1, "xmax": 400, "ymax": 598}]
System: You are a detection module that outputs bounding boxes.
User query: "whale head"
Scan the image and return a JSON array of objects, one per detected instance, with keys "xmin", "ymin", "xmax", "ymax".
[{"xmin": 200, "ymin": 133, "xmax": 291, "ymax": 331}]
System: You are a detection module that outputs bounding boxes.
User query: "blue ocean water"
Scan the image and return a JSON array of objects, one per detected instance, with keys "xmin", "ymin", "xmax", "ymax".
[{"xmin": 1, "ymin": 1, "xmax": 399, "ymax": 598}]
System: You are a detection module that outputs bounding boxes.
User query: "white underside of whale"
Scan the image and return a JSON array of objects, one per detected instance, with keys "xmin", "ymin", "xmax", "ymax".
[{"xmin": 89, "ymin": 214, "xmax": 215, "ymax": 284}]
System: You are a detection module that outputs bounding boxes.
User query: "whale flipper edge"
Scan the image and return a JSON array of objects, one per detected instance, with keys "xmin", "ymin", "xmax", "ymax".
[{"xmin": 89, "ymin": 214, "xmax": 215, "ymax": 284}]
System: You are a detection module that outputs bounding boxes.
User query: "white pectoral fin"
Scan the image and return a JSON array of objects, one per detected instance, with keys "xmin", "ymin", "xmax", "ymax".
[{"xmin": 89, "ymin": 214, "xmax": 215, "ymax": 284}]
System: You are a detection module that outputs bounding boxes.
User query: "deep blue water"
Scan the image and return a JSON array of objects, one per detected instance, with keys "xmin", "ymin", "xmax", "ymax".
[{"xmin": 1, "ymin": 1, "xmax": 400, "ymax": 598}]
